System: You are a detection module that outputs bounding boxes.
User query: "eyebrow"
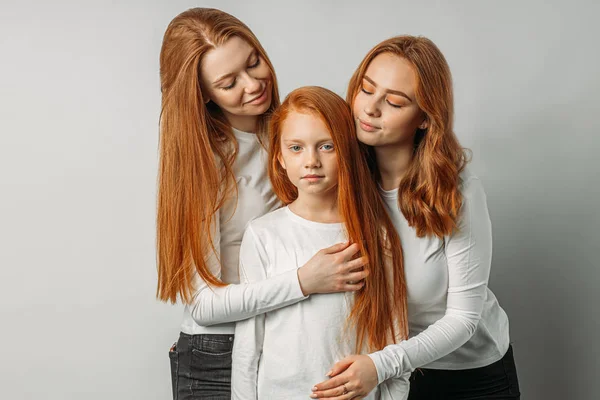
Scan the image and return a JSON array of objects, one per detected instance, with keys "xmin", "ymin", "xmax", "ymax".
[
  {"xmin": 212, "ymin": 50, "xmax": 258, "ymax": 85},
  {"xmin": 363, "ymin": 75, "xmax": 413, "ymax": 102},
  {"xmin": 282, "ymin": 138, "xmax": 333, "ymax": 145}
]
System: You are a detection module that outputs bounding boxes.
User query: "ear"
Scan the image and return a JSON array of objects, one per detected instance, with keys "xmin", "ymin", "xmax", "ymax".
[
  {"xmin": 278, "ymin": 153, "xmax": 286, "ymax": 170},
  {"xmin": 419, "ymin": 116, "xmax": 429, "ymax": 130},
  {"xmin": 199, "ymin": 84, "xmax": 211, "ymax": 104},
  {"xmin": 202, "ymin": 91, "xmax": 211, "ymax": 104}
]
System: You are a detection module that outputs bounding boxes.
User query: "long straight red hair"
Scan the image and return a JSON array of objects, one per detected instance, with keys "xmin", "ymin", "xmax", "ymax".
[
  {"xmin": 156, "ymin": 8, "xmax": 280, "ymax": 303},
  {"xmin": 269, "ymin": 86, "xmax": 408, "ymax": 352},
  {"xmin": 347, "ymin": 36, "xmax": 469, "ymax": 238}
]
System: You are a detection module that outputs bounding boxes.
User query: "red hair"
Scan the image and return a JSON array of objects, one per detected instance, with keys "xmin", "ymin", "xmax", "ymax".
[
  {"xmin": 347, "ymin": 36, "xmax": 469, "ymax": 238},
  {"xmin": 156, "ymin": 8, "xmax": 280, "ymax": 303},
  {"xmin": 269, "ymin": 86, "xmax": 408, "ymax": 352}
]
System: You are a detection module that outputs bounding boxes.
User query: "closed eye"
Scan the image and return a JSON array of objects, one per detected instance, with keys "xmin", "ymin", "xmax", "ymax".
[
  {"xmin": 386, "ymin": 101, "xmax": 402, "ymax": 108},
  {"xmin": 222, "ymin": 79, "xmax": 236, "ymax": 90},
  {"xmin": 221, "ymin": 57, "xmax": 260, "ymax": 90},
  {"xmin": 248, "ymin": 57, "xmax": 261, "ymax": 69}
]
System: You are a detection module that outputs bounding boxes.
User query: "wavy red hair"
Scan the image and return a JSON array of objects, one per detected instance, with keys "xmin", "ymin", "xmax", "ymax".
[
  {"xmin": 156, "ymin": 8, "xmax": 280, "ymax": 303},
  {"xmin": 347, "ymin": 36, "xmax": 469, "ymax": 238},
  {"xmin": 269, "ymin": 86, "xmax": 408, "ymax": 352}
]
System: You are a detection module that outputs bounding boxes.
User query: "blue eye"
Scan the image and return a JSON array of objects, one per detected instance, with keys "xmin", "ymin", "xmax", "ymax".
[
  {"xmin": 289, "ymin": 145, "xmax": 302, "ymax": 152},
  {"xmin": 321, "ymin": 143, "xmax": 334, "ymax": 151}
]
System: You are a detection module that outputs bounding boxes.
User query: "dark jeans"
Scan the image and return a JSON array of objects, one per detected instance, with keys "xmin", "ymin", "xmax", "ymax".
[
  {"xmin": 408, "ymin": 345, "xmax": 520, "ymax": 400},
  {"xmin": 169, "ymin": 332, "xmax": 234, "ymax": 400}
]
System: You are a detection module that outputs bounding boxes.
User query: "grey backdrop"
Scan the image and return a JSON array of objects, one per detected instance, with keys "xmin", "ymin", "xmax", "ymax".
[{"xmin": 1, "ymin": 0, "xmax": 598, "ymax": 399}]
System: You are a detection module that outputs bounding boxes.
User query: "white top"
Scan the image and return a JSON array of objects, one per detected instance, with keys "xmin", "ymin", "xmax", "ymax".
[
  {"xmin": 180, "ymin": 128, "xmax": 307, "ymax": 335},
  {"xmin": 368, "ymin": 169, "xmax": 510, "ymax": 383},
  {"xmin": 232, "ymin": 207, "xmax": 409, "ymax": 400}
]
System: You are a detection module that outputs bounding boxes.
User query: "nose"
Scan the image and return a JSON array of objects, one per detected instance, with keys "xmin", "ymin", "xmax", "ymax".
[
  {"xmin": 304, "ymin": 149, "xmax": 321, "ymax": 169},
  {"xmin": 364, "ymin": 97, "xmax": 381, "ymax": 118},
  {"xmin": 243, "ymin": 73, "xmax": 262, "ymax": 94}
]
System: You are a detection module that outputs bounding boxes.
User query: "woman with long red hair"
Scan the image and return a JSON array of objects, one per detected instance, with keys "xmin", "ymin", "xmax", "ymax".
[
  {"xmin": 232, "ymin": 86, "xmax": 410, "ymax": 400},
  {"xmin": 157, "ymin": 9, "xmax": 369, "ymax": 399},
  {"xmin": 313, "ymin": 36, "xmax": 521, "ymax": 399}
]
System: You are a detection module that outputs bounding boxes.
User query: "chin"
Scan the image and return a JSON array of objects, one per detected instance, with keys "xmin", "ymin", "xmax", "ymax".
[
  {"xmin": 356, "ymin": 128, "xmax": 379, "ymax": 146},
  {"xmin": 259, "ymin": 95, "xmax": 272, "ymax": 113},
  {"xmin": 245, "ymin": 100, "xmax": 271, "ymax": 118}
]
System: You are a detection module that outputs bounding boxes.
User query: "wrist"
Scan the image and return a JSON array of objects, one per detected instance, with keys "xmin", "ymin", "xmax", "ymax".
[
  {"xmin": 367, "ymin": 352, "xmax": 385, "ymax": 384},
  {"xmin": 297, "ymin": 266, "xmax": 313, "ymax": 296}
]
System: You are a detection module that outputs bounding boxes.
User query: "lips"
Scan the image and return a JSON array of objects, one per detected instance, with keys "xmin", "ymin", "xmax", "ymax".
[
  {"xmin": 358, "ymin": 118, "xmax": 380, "ymax": 132},
  {"xmin": 245, "ymin": 83, "xmax": 269, "ymax": 105},
  {"xmin": 301, "ymin": 174, "xmax": 324, "ymax": 179},
  {"xmin": 301, "ymin": 174, "xmax": 325, "ymax": 182}
]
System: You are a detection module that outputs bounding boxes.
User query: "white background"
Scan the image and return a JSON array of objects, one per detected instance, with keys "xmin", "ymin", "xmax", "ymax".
[{"xmin": 1, "ymin": 0, "xmax": 598, "ymax": 399}]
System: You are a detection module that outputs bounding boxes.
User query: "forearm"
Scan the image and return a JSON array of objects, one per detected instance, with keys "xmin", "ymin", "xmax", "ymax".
[
  {"xmin": 189, "ymin": 268, "xmax": 307, "ymax": 326},
  {"xmin": 368, "ymin": 284, "xmax": 486, "ymax": 382}
]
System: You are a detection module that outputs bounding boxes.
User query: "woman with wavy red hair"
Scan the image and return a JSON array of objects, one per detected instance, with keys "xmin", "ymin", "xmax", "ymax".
[
  {"xmin": 313, "ymin": 36, "xmax": 520, "ymax": 399},
  {"xmin": 157, "ymin": 8, "xmax": 369, "ymax": 399},
  {"xmin": 232, "ymin": 86, "xmax": 410, "ymax": 399}
]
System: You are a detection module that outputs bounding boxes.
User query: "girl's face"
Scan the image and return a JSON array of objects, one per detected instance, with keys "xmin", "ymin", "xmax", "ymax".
[
  {"xmin": 353, "ymin": 53, "xmax": 427, "ymax": 148},
  {"xmin": 199, "ymin": 36, "xmax": 272, "ymax": 131},
  {"xmin": 278, "ymin": 111, "xmax": 339, "ymax": 198}
]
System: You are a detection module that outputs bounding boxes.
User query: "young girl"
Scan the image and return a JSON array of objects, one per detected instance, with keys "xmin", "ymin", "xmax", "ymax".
[
  {"xmin": 156, "ymin": 9, "xmax": 369, "ymax": 399},
  {"xmin": 231, "ymin": 86, "xmax": 410, "ymax": 400},
  {"xmin": 313, "ymin": 36, "xmax": 521, "ymax": 400}
]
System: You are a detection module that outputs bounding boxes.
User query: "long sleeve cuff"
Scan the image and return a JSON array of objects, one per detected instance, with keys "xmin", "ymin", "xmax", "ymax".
[
  {"xmin": 280, "ymin": 268, "xmax": 308, "ymax": 301},
  {"xmin": 368, "ymin": 345, "xmax": 414, "ymax": 383}
]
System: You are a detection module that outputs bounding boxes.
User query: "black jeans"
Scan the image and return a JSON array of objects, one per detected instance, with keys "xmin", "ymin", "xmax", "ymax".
[
  {"xmin": 169, "ymin": 332, "xmax": 234, "ymax": 400},
  {"xmin": 408, "ymin": 345, "xmax": 520, "ymax": 400}
]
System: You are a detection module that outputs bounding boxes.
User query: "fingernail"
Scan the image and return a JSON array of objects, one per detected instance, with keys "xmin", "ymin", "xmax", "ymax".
[
  {"xmin": 326, "ymin": 370, "xmax": 333, "ymax": 376},
  {"xmin": 312, "ymin": 386, "xmax": 318, "ymax": 391},
  {"xmin": 310, "ymin": 394, "xmax": 317, "ymax": 399}
]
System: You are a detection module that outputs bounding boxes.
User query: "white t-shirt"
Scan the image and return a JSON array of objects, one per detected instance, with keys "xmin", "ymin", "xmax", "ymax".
[
  {"xmin": 368, "ymin": 169, "xmax": 510, "ymax": 383},
  {"xmin": 180, "ymin": 128, "xmax": 307, "ymax": 335},
  {"xmin": 232, "ymin": 207, "xmax": 409, "ymax": 400}
]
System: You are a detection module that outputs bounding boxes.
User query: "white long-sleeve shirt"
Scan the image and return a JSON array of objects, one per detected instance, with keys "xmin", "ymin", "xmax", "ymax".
[
  {"xmin": 180, "ymin": 128, "xmax": 307, "ymax": 335},
  {"xmin": 368, "ymin": 169, "xmax": 510, "ymax": 383},
  {"xmin": 232, "ymin": 207, "xmax": 409, "ymax": 400}
]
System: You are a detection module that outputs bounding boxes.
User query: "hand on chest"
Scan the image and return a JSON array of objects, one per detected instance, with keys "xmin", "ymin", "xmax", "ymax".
[{"xmin": 264, "ymin": 228, "xmax": 346, "ymax": 277}]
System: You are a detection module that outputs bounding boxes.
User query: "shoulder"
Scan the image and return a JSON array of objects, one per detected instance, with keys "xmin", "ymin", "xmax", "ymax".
[
  {"xmin": 245, "ymin": 207, "xmax": 288, "ymax": 236},
  {"xmin": 452, "ymin": 167, "xmax": 492, "ymax": 232},
  {"xmin": 241, "ymin": 207, "xmax": 288, "ymax": 258},
  {"xmin": 459, "ymin": 167, "xmax": 486, "ymax": 202}
]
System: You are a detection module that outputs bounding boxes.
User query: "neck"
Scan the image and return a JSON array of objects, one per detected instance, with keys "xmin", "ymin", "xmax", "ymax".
[
  {"xmin": 374, "ymin": 143, "xmax": 414, "ymax": 191},
  {"xmin": 226, "ymin": 113, "xmax": 258, "ymax": 134},
  {"xmin": 289, "ymin": 189, "xmax": 340, "ymax": 223}
]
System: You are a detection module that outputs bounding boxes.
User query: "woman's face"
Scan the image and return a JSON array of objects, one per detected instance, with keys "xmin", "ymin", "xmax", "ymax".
[
  {"xmin": 199, "ymin": 36, "xmax": 272, "ymax": 131},
  {"xmin": 278, "ymin": 111, "xmax": 339, "ymax": 198},
  {"xmin": 353, "ymin": 53, "xmax": 427, "ymax": 148}
]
